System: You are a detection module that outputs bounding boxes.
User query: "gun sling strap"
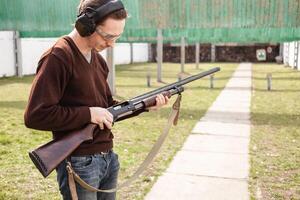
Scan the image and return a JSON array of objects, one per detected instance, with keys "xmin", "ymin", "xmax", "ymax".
[{"xmin": 66, "ymin": 94, "xmax": 182, "ymax": 199}]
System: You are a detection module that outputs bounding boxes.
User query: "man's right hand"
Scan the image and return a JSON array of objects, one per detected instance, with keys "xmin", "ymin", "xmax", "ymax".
[{"xmin": 89, "ymin": 107, "xmax": 113, "ymax": 130}]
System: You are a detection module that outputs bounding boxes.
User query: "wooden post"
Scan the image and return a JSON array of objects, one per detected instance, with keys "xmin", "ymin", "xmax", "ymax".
[
  {"xmin": 267, "ymin": 73, "xmax": 272, "ymax": 91},
  {"xmin": 210, "ymin": 75, "xmax": 214, "ymax": 89},
  {"xmin": 147, "ymin": 73, "xmax": 151, "ymax": 87},
  {"xmin": 13, "ymin": 31, "xmax": 23, "ymax": 77},
  {"xmin": 294, "ymin": 41, "xmax": 299, "ymax": 70},
  {"xmin": 130, "ymin": 43, "xmax": 134, "ymax": 64},
  {"xmin": 196, "ymin": 43, "xmax": 200, "ymax": 69},
  {"xmin": 181, "ymin": 36, "xmax": 185, "ymax": 73},
  {"xmin": 211, "ymin": 44, "xmax": 216, "ymax": 62},
  {"xmin": 279, "ymin": 43, "xmax": 283, "ymax": 58},
  {"xmin": 178, "ymin": 73, "xmax": 182, "ymax": 81},
  {"xmin": 157, "ymin": 29, "xmax": 163, "ymax": 82},
  {"xmin": 107, "ymin": 47, "xmax": 116, "ymax": 95}
]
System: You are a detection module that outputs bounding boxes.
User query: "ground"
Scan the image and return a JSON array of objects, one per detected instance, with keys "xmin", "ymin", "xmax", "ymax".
[{"xmin": 0, "ymin": 62, "xmax": 299, "ymax": 200}]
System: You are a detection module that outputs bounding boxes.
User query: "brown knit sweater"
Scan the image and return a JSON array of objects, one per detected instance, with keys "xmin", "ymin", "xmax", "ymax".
[{"xmin": 24, "ymin": 36, "xmax": 117, "ymax": 155}]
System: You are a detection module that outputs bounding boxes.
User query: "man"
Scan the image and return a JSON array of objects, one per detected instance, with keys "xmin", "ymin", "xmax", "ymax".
[{"xmin": 24, "ymin": 0, "xmax": 168, "ymax": 199}]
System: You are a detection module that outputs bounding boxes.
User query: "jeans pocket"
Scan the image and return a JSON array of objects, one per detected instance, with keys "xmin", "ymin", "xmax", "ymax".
[{"xmin": 70, "ymin": 155, "xmax": 94, "ymax": 170}]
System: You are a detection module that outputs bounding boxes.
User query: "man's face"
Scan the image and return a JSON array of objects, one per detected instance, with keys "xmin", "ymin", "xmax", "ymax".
[{"xmin": 89, "ymin": 18, "xmax": 126, "ymax": 52}]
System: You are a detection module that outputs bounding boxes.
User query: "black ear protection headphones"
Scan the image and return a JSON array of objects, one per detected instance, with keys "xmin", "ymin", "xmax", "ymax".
[{"xmin": 75, "ymin": 0, "xmax": 125, "ymax": 37}]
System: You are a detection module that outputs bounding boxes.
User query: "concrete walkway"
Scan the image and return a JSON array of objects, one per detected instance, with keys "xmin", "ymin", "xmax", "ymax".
[{"xmin": 145, "ymin": 63, "xmax": 252, "ymax": 200}]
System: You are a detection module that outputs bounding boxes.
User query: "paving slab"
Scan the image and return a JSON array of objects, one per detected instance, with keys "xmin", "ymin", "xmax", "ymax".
[
  {"xmin": 166, "ymin": 150, "xmax": 249, "ymax": 179},
  {"xmin": 182, "ymin": 134, "xmax": 249, "ymax": 154},
  {"xmin": 203, "ymin": 110, "xmax": 250, "ymax": 120},
  {"xmin": 200, "ymin": 116, "xmax": 250, "ymax": 124},
  {"xmin": 192, "ymin": 121, "xmax": 250, "ymax": 137},
  {"xmin": 145, "ymin": 173, "xmax": 248, "ymax": 200}
]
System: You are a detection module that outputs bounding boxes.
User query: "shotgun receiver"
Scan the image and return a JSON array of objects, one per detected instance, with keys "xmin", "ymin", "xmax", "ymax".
[{"xmin": 29, "ymin": 67, "xmax": 220, "ymax": 178}]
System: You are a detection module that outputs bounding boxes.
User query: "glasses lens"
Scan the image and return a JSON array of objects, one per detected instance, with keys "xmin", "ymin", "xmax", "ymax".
[{"xmin": 97, "ymin": 29, "xmax": 120, "ymax": 41}]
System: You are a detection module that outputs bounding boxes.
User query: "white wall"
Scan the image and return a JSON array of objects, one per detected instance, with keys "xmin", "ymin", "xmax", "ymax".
[
  {"xmin": 298, "ymin": 42, "xmax": 300, "ymax": 70},
  {"xmin": 21, "ymin": 38, "xmax": 57, "ymax": 75},
  {"xmin": 101, "ymin": 43, "xmax": 149, "ymax": 64},
  {"xmin": 114, "ymin": 43, "xmax": 131, "ymax": 65},
  {"xmin": 283, "ymin": 41, "xmax": 300, "ymax": 70},
  {"xmin": 133, "ymin": 43, "xmax": 149, "ymax": 62},
  {"xmin": 283, "ymin": 43, "xmax": 289, "ymax": 66},
  {"xmin": 288, "ymin": 41, "xmax": 295, "ymax": 68},
  {"xmin": 0, "ymin": 33, "xmax": 150, "ymax": 77},
  {"xmin": 0, "ymin": 31, "xmax": 15, "ymax": 77}
]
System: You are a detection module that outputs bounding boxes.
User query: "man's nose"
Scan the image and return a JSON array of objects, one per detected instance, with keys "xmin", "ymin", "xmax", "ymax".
[{"xmin": 106, "ymin": 40, "xmax": 115, "ymax": 48}]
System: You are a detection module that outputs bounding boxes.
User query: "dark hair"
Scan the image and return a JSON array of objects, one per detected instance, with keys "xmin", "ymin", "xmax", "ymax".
[{"xmin": 78, "ymin": 0, "xmax": 128, "ymax": 25}]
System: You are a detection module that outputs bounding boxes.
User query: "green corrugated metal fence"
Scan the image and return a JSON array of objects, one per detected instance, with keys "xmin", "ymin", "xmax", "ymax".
[{"xmin": 0, "ymin": 0, "xmax": 299, "ymax": 42}]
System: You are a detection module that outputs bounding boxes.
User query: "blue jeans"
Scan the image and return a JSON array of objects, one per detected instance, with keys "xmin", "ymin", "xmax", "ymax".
[{"xmin": 56, "ymin": 150, "xmax": 120, "ymax": 200}]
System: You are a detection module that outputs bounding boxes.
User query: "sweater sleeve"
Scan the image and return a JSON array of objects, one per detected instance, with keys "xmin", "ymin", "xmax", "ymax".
[{"xmin": 24, "ymin": 54, "xmax": 91, "ymax": 131}]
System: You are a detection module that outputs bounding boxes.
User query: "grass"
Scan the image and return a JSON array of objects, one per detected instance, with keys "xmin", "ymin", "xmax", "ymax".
[
  {"xmin": 0, "ymin": 62, "xmax": 237, "ymax": 200},
  {"xmin": 249, "ymin": 64, "xmax": 300, "ymax": 200}
]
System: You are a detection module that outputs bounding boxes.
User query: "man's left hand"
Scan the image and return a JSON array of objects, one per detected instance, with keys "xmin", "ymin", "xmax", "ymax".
[{"xmin": 148, "ymin": 93, "xmax": 169, "ymax": 111}]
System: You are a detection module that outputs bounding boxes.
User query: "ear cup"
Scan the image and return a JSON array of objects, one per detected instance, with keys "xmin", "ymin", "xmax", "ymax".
[
  {"xmin": 75, "ymin": 14, "xmax": 96, "ymax": 37},
  {"xmin": 75, "ymin": 0, "xmax": 124, "ymax": 37}
]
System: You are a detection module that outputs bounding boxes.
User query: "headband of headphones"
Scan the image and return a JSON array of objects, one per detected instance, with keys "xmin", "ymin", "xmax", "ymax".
[{"xmin": 75, "ymin": 0, "xmax": 125, "ymax": 37}]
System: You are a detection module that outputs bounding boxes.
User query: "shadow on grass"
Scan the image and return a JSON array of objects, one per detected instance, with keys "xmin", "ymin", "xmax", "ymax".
[
  {"xmin": 252, "ymin": 113, "xmax": 300, "ymax": 127},
  {"xmin": 138, "ymin": 107, "xmax": 300, "ymax": 128},
  {"xmin": 116, "ymin": 72, "xmax": 189, "ymax": 79},
  {"xmin": 253, "ymin": 68, "xmax": 299, "ymax": 73},
  {"xmin": 142, "ymin": 107, "xmax": 207, "ymax": 121},
  {"xmin": 0, "ymin": 75, "xmax": 34, "ymax": 87},
  {"xmin": 254, "ymin": 89, "xmax": 300, "ymax": 92},
  {"xmin": 116, "ymin": 63, "xmax": 152, "ymax": 72},
  {"xmin": 0, "ymin": 101, "xmax": 27, "ymax": 110},
  {"xmin": 216, "ymin": 76, "xmax": 300, "ymax": 81}
]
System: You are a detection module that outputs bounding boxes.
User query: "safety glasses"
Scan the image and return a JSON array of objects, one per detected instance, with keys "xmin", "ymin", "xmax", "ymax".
[{"xmin": 95, "ymin": 28, "xmax": 121, "ymax": 41}]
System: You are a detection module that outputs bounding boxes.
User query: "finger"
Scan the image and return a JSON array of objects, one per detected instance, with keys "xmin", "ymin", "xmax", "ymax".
[
  {"xmin": 99, "ymin": 122, "xmax": 104, "ymax": 130},
  {"xmin": 159, "ymin": 94, "xmax": 165, "ymax": 105},
  {"xmin": 162, "ymin": 95, "xmax": 166, "ymax": 104},
  {"xmin": 158, "ymin": 94, "xmax": 164, "ymax": 101},
  {"xmin": 156, "ymin": 96, "xmax": 162, "ymax": 106},
  {"xmin": 165, "ymin": 96, "xmax": 169, "ymax": 104},
  {"xmin": 103, "ymin": 119, "xmax": 112, "ymax": 129},
  {"xmin": 107, "ymin": 112, "xmax": 113, "ymax": 121},
  {"xmin": 106, "ymin": 114, "xmax": 113, "ymax": 123},
  {"xmin": 105, "ymin": 112, "xmax": 113, "ymax": 123},
  {"xmin": 106, "ymin": 117, "xmax": 113, "ymax": 124}
]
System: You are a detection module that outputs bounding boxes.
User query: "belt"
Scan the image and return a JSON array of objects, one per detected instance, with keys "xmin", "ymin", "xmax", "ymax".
[{"xmin": 99, "ymin": 151, "xmax": 109, "ymax": 155}]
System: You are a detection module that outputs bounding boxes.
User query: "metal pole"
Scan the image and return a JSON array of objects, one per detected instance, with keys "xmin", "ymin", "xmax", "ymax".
[
  {"xmin": 157, "ymin": 29, "xmax": 163, "ymax": 82},
  {"xmin": 147, "ymin": 73, "xmax": 151, "ymax": 87},
  {"xmin": 130, "ymin": 43, "xmax": 134, "ymax": 64},
  {"xmin": 294, "ymin": 41, "xmax": 299, "ymax": 70},
  {"xmin": 279, "ymin": 43, "xmax": 283, "ymax": 58},
  {"xmin": 210, "ymin": 75, "xmax": 214, "ymax": 89},
  {"xmin": 196, "ymin": 43, "xmax": 200, "ymax": 69},
  {"xmin": 267, "ymin": 73, "xmax": 272, "ymax": 91},
  {"xmin": 211, "ymin": 44, "xmax": 216, "ymax": 62},
  {"xmin": 107, "ymin": 47, "xmax": 116, "ymax": 95},
  {"xmin": 181, "ymin": 36, "xmax": 185, "ymax": 73},
  {"xmin": 13, "ymin": 31, "xmax": 23, "ymax": 77},
  {"xmin": 178, "ymin": 73, "xmax": 182, "ymax": 81}
]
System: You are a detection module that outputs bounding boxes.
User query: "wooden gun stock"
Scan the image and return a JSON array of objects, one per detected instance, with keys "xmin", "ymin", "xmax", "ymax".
[{"xmin": 29, "ymin": 124, "xmax": 97, "ymax": 178}]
